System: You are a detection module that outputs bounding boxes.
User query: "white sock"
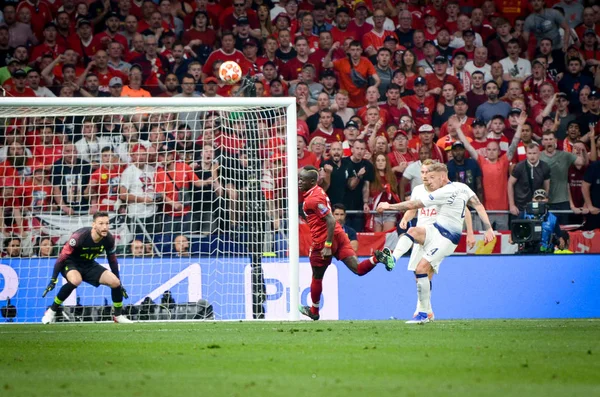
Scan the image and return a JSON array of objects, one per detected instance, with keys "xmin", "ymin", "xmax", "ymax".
[
  {"xmin": 414, "ymin": 278, "xmax": 424, "ymax": 313},
  {"xmin": 428, "ymin": 280, "xmax": 433, "ymax": 314},
  {"xmin": 416, "ymin": 275, "xmax": 430, "ymax": 315},
  {"xmin": 392, "ymin": 234, "xmax": 414, "ymax": 260}
]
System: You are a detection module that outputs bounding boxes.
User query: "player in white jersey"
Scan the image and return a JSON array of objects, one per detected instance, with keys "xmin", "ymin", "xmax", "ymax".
[
  {"xmin": 377, "ymin": 162, "xmax": 494, "ymax": 324},
  {"xmin": 376, "ymin": 160, "xmax": 475, "ymax": 320}
]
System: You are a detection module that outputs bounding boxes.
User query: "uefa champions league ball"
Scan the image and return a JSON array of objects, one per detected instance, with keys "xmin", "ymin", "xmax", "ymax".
[{"xmin": 218, "ymin": 61, "xmax": 243, "ymax": 85}]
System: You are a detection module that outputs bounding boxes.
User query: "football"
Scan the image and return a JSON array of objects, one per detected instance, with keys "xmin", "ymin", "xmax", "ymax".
[{"xmin": 218, "ymin": 61, "xmax": 243, "ymax": 85}]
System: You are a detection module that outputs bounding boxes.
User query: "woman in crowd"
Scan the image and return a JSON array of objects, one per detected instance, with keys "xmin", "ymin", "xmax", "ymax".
[{"xmin": 367, "ymin": 153, "xmax": 400, "ymax": 232}]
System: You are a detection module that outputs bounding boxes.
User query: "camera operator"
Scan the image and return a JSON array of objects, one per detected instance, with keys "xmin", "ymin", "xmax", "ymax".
[{"xmin": 515, "ymin": 189, "xmax": 562, "ymax": 253}]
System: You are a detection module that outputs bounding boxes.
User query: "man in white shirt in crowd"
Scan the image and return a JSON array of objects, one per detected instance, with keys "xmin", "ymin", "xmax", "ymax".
[{"xmin": 119, "ymin": 144, "xmax": 161, "ymax": 245}]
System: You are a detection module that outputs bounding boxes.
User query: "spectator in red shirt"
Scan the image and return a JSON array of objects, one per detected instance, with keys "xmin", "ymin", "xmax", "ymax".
[
  {"xmin": 400, "ymin": 76, "xmax": 436, "ymax": 130},
  {"xmin": 281, "ymin": 36, "xmax": 311, "ymax": 84},
  {"xmin": 297, "ymin": 134, "xmax": 320, "ymax": 170},
  {"xmin": 426, "ymin": 55, "xmax": 464, "ymax": 97},
  {"xmin": 422, "ymin": 8, "xmax": 440, "ymax": 41},
  {"xmin": 30, "ymin": 23, "xmax": 67, "ymax": 65},
  {"xmin": 5, "ymin": 69, "xmax": 35, "ymax": 97},
  {"xmin": 0, "ymin": 177, "xmax": 24, "ymax": 236},
  {"xmin": 362, "ymin": 9, "xmax": 397, "ymax": 58},
  {"xmin": 136, "ymin": 0, "xmax": 159, "ymax": 32},
  {"xmin": 310, "ymin": 108, "xmax": 344, "ymax": 148},
  {"xmin": 330, "ymin": 7, "xmax": 357, "ymax": 44},
  {"xmin": 91, "ymin": 12, "xmax": 130, "ymax": 56},
  {"xmin": 16, "ymin": 0, "xmax": 53, "ymax": 42},
  {"xmin": 348, "ymin": 2, "xmax": 373, "ymax": 40},
  {"xmin": 33, "ymin": 126, "xmax": 64, "ymax": 169},
  {"xmin": 67, "ymin": 18, "xmax": 95, "ymax": 62},
  {"xmin": 182, "ymin": 11, "xmax": 217, "ymax": 50},
  {"xmin": 154, "ymin": 150, "xmax": 201, "ymax": 236},
  {"xmin": 18, "ymin": 167, "xmax": 55, "ymax": 213},
  {"xmin": 323, "ymin": 40, "xmax": 381, "ymax": 109},
  {"xmin": 201, "ymin": 31, "xmax": 249, "ymax": 81},
  {"xmin": 129, "ymin": 35, "xmax": 170, "ymax": 94},
  {"xmin": 78, "ymin": 50, "xmax": 127, "ymax": 93},
  {"xmin": 379, "ymin": 83, "xmax": 411, "ymax": 125},
  {"xmin": 388, "ymin": 130, "xmax": 417, "ymax": 181},
  {"xmin": 85, "ymin": 147, "xmax": 126, "ymax": 214},
  {"xmin": 55, "ymin": 11, "xmax": 74, "ymax": 49},
  {"xmin": 221, "ymin": 0, "xmax": 261, "ymax": 38},
  {"xmin": 309, "ymin": 31, "xmax": 345, "ymax": 79}
]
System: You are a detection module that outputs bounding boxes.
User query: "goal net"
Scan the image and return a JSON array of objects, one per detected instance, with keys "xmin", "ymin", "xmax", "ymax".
[{"xmin": 0, "ymin": 97, "xmax": 299, "ymax": 323}]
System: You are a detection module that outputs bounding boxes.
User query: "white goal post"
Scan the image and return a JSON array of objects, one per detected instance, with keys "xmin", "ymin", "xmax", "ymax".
[{"xmin": 0, "ymin": 97, "xmax": 299, "ymax": 322}]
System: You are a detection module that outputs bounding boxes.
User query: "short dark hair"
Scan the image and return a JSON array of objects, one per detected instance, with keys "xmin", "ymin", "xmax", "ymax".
[
  {"xmin": 100, "ymin": 146, "xmax": 113, "ymax": 153},
  {"xmin": 93, "ymin": 211, "xmax": 110, "ymax": 220},
  {"xmin": 377, "ymin": 47, "xmax": 392, "ymax": 56},
  {"xmin": 332, "ymin": 203, "xmax": 346, "ymax": 212},
  {"xmin": 181, "ymin": 73, "xmax": 195, "ymax": 83}
]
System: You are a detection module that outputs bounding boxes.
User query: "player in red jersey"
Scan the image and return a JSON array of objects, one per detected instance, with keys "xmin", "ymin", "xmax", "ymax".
[{"xmin": 298, "ymin": 166, "xmax": 389, "ymax": 320}]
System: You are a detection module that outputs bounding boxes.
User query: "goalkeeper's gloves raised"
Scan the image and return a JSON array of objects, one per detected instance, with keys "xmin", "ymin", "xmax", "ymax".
[
  {"xmin": 121, "ymin": 286, "xmax": 129, "ymax": 299},
  {"xmin": 42, "ymin": 278, "xmax": 58, "ymax": 297}
]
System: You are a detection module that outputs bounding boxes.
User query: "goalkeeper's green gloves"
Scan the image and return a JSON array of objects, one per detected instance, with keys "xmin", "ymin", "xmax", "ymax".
[
  {"xmin": 42, "ymin": 278, "xmax": 58, "ymax": 297},
  {"xmin": 121, "ymin": 285, "xmax": 129, "ymax": 299}
]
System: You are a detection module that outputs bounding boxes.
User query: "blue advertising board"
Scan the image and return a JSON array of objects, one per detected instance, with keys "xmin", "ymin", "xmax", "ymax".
[{"xmin": 0, "ymin": 255, "xmax": 598, "ymax": 322}]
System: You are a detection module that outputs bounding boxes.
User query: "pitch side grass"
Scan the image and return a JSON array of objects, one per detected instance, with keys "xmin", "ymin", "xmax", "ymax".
[{"xmin": 1, "ymin": 320, "xmax": 598, "ymax": 397}]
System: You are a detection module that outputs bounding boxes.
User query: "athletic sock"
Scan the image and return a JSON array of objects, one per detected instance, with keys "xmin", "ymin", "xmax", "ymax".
[
  {"xmin": 428, "ymin": 280, "xmax": 433, "ymax": 314},
  {"xmin": 357, "ymin": 256, "xmax": 376, "ymax": 275},
  {"xmin": 415, "ymin": 278, "xmax": 424, "ymax": 313},
  {"xmin": 310, "ymin": 278, "xmax": 323, "ymax": 315},
  {"xmin": 112, "ymin": 287, "xmax": 124, "ymax": 316},
  {"xmin": 392, "ymin": 234, "xmax": 415, "ymax": 260},
  {"xmin": 416, "ymin": 274, "xmax": 431, "ymax": 315},
  {"xmin": 51, "ymin": 283, "xmax": 77, "ymax": 311}
]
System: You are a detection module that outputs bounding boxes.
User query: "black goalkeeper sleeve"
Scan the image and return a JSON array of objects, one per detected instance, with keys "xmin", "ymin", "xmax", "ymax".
[
  {"xmin": 51, "ymin": 245, "xmax": 74, "ymax": 280},
  {"xmin": 107, "ymin": 253, "xmax": 120, "ymax": 279}
]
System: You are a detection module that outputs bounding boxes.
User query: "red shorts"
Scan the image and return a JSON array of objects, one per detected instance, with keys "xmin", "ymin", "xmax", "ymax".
[{"xmin": 309, "ymin": 231, "xmax": 355, "ymax": 267}]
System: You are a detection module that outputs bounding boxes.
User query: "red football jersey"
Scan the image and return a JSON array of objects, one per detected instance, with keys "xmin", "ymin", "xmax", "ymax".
[
  {"xmin": 402, "ymin": 95, "xmax": 436, "ymax": 129},
  {"xmin": 302, "ymin": 185, "xmax": 344, "ymax": 247},
  {"xmin": 18, "ymin": 181, "xmax": 53, "ymax": 212},
  {"xmin": 89, "ymin": 165, "xmax": 125, "ymax": 212}
]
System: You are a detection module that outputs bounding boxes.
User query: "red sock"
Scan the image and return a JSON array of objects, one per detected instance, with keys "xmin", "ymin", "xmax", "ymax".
[
  {"xmin": 357, "ymin": 257, "xmax": 376, "ymax": 276},
  {"xmin": 310, "ymin": 277, "xmax": 323, "ymax": 314}
]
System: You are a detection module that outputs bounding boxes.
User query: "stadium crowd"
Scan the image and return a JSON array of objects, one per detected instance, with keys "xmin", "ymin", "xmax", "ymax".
[{"xmin": 1, "ymin": 0, "xmax": 600, "ymax": 257}]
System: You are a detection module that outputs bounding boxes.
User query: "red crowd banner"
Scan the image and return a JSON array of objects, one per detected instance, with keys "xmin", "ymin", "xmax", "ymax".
[{"xmin": 568, "ymin": 230, "xmax": 600, "ymax": 254}]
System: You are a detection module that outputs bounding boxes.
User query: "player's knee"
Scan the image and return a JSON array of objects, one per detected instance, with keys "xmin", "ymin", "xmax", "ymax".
[
  {"xmin": 67, "ymin": 274, "xmax": 82, "ymax": 286},
  {"xmin": 70, "ymin": 278, "xmax": 82, "ymax": 287}
]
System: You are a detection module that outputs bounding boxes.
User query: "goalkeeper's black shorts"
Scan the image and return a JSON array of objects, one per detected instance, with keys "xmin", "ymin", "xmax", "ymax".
[{"xmin": 61, "ymin": 260, "xmax": 107, "ymax": 287}]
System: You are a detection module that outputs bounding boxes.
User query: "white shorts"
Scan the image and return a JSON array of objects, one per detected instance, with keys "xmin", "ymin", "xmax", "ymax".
[
  {"xmin": 420, "ymin": 224, "xmax": 458, "ymax": 274},
  {"xmin": 407, "ymin": 243, "xmax": 442, "ymax": 272}
]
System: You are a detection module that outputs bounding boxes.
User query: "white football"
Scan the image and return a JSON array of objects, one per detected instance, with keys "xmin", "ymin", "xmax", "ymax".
[{"xmin": 218, "ymin": 61, "xmax": 243, "ymax": 85}]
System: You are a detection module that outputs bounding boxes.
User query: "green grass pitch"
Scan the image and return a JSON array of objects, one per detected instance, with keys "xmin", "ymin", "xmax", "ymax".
[{"xmin": 1, "ymin": 320, "xmax": 599, "ymax": 397}]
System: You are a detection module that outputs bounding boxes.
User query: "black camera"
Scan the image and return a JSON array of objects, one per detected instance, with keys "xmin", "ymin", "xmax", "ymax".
[{"xmin": 510, "ymin": 202, "xmax": 548, "ymax": 252}]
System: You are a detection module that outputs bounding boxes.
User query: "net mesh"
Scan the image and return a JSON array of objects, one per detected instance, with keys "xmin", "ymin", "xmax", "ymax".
[{"xmin": 0, "ymin": 102, "xmax": 294, "ymax": 322}]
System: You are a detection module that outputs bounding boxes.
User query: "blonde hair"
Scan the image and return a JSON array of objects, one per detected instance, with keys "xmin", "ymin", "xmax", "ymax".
[
  {"xmin": 422, "ymin": 159, "xmax": 436, "ymax": 166},
  {"xmin": 427, "ymin": 162, "xmax": 448, "ymax": 173}
]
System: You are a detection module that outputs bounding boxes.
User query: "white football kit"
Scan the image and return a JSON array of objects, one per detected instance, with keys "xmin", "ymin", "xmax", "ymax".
[
  {"xmin": 418, "ymin": 182, "xmax": 476, "ymax": 272},
  {"xmin": 407, "ymin": 184, "xmax": 440, "ymax": 271}
]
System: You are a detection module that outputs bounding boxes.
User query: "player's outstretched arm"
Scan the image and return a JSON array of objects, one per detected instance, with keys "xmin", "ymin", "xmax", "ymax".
[
  {"xmin": 467, "ymin": 196, "xmax": 495, "ymax": 243},
  {"xmin": 378, "ymin": 200, "xmax": 424, "ymax": 213},
  {"xmin": 464, "ymin": 208, "xmax": 476, "ymax": 250}
]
